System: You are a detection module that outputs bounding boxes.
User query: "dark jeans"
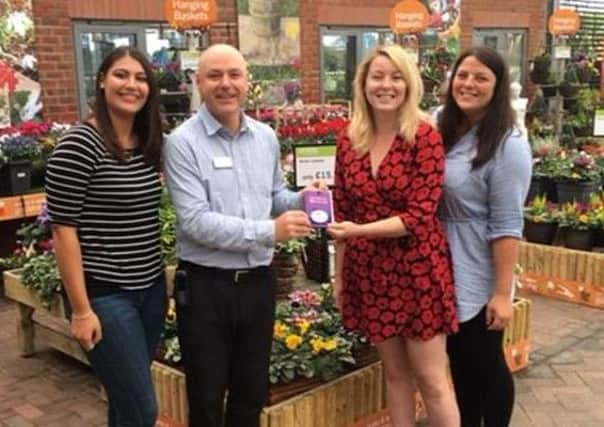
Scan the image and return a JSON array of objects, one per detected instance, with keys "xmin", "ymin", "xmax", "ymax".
[
  {"xmin": 447, "ymin": 306, "xmax": 515, "ymax": 427},
  {"xmin": 176, "ymin": 262, "xmax": 276, "ymax": 427},
  {"xmin": 86, "ymin": 278, "xmax": 167, "ymax": 427}
]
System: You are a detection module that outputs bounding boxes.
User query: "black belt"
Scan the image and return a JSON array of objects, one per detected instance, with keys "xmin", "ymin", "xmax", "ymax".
[{"xmin": 179, "ymin": 260, "xmax": 271, "ymax": 284}]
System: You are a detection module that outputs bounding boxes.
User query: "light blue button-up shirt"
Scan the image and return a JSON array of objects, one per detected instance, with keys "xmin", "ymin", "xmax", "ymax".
[
  {"xmin": 438, "ymin": 127, "xmax": 532, "ymax": 322},
  {"xmin": 163, "ymin": 104, "xmax": 301, "ymax": 269}
]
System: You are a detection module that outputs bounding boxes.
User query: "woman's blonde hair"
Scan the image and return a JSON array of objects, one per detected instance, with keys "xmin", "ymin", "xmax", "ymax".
[{"xmin": 348, "ymin": 44, "xmax": 428, "ymax": 155}]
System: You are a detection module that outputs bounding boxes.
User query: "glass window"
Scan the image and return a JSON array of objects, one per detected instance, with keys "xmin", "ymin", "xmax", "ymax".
[
  {"xmin": 320, "ymin": 27, "xmax": 394, "ymax": 102},
  {"xmin": 472, "ymin": 28, "xmax": 527, "ymax": 83}
]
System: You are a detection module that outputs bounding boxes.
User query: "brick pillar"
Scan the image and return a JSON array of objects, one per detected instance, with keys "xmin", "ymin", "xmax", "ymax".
[
  {"xmin": 209, "ymin": 0, "xmax": 239, "ymax": 47},
  {"xmin": 32, "ymin": 0, "xmax": 78, "ymax": 123}
]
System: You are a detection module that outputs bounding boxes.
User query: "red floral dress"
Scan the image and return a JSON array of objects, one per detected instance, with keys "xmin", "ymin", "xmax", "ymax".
[{"xmin": 333, "ymin": 122, "xmax": 458, "ymax": 343}]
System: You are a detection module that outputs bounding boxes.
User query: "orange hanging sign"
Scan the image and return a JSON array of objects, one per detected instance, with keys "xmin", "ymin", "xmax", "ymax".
[
  {"xmin": 164, "ymin": 0, "xmax": 217, "ymax": 29},
  {"xmin": 548, "ymin": 9, "xmax": 581, "ymax": 36},
  {"xmin": 389, "ymin": 0, "xmax": 430, "ymax": 34}
]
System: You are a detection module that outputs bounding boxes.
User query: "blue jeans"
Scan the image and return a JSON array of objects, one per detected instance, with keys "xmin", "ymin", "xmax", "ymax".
[{"xmin": 86, "ymin": 279, "xmax": 166, "ymax": 427}]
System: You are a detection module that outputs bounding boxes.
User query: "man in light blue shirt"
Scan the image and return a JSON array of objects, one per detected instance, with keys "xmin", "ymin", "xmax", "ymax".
[{"xmin": 164, "ymin": 44, "xmax": 318, "ymax": 427}]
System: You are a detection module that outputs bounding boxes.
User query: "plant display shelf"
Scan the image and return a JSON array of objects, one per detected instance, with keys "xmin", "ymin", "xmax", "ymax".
[
  {"xmin": 2, "ymin": 267, "xmax": 177, "ymax": 365},
  {"xmin": 0, "ymin": 192, "xmax": 45, "ymax": 222},
  {"xmin": 2, "ymin": 268, "xmax": 88, "ymax": 365},
  {"xmin": 518, "ymin": 241, "xmax": 604, "ymax": 308}
]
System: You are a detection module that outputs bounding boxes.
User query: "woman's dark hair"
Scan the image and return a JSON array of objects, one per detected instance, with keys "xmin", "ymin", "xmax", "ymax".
[
  {"xmin": 438, "ymin": 46, "xmax": 515, "ymax": 169},
  {"xmin": 92, "ymin": 46, "xmax": 162, "ymax": 170}
]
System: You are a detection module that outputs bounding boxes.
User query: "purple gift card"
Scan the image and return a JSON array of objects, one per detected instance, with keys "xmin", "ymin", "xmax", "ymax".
[{"xmin": 303, "ymin": 190, "xmax": 333, "ymax": 228}]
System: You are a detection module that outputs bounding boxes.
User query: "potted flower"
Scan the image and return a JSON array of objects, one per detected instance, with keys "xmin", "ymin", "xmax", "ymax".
[
  {"xmin": 0, "ymin": 133, "xmax": 40, "ymax": 195},
  {"xmin": 523, "ymin": 194, "xmax": 559, "ymax": 244},
  {"xmin": 574, "ymin": 52, "xmax": 600, "ymax": 84},
  {"xmin": 0, "ymin": 202, "xmax": 52, "ymax": 271},
  {"xmin": 557, "ymin": 201, "xmax": 597, "ymax": 251},
  {"xmin": 553, "ymin": 150, "xmax": 602, "ymax": 204},
  {"xmin": 588, "ymin": 192, "xmax": 604, "ymax": 247},
  {"xmin": 530, "ymin": 147, "xmax": 565, "ymax": 203},
  {"xmin": 269, "ymin": 285, "xmax": 367, "ymax": 388}
]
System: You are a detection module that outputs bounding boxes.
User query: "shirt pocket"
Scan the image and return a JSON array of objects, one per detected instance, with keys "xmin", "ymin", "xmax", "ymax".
[{"xmin": 444, "ymin": 157, "xmax": 473, "ymax": 191}]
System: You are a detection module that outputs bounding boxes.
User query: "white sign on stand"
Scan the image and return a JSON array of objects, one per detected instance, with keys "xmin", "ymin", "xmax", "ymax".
[
  {"xmin": 554, "ymin": 45, "xmax": 571, "ymax": 59},
  {"xmin": 594, "ymin": 109, "xmax": 604, "ymax": 136}
]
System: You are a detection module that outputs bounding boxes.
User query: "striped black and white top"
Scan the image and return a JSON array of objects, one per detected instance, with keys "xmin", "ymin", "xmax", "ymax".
[{"xmin": 45, "ymin": 123, "xmax": 163, "ymax": 292}]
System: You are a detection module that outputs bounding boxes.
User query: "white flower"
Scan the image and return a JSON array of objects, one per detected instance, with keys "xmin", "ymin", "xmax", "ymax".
[{"xmin": 6, "ymin": 11, "xmax": 33, "ymax": 38}]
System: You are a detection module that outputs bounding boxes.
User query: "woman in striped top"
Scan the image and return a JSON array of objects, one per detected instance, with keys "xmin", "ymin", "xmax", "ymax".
[{"xmin": 45, "ymin": 46, "xmax": 164, "ymax": 427}]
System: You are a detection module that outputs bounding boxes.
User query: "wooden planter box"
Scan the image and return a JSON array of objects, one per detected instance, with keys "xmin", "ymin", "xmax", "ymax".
[
  {"xmin": 503, "ymin": 297, "xmax": 531, "ymax": 373},
  {"xmin": 518, "ymin": 241, "xmax": 604, "ymax": 308},
  {"xmin": 152, "ymin": 361, "xmax": 384, "ymax": 427}
]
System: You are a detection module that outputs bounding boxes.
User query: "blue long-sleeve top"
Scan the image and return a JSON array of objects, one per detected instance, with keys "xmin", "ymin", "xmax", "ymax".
[
  {"xmin": 438, "ymin": 127, "xmax": 532, "ymax": 322},
  {"xmin": 163, "ymin": 104, "xmax": 301, "ymax": 269}
]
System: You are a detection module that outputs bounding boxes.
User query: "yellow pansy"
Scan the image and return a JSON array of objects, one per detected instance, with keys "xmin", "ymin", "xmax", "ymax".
[
  {"xmin": 297, "ymin": 319, "xmax": 310, "ymax": 335},
  {"xmin": 274, "ymin": 321, "xmax": 289, "ymax": 339},
  {"xmin": 285, "ymin": 334, "xmax": 302, "ymax": 350},
  {"xmin": 323, "ymin": 339, "xmax": 337, "ymax": 351},
  {"xmin": 310, "ymin": 338, "xmax": 323, "ymax": 354},
  {"xmin": 579, "ymin": 214, "xmax": 589, "ymax": 223}
]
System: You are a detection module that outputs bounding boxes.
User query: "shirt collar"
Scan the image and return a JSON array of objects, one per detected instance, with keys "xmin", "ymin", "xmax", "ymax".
[{"xmin": 198, "ymin": 103, "xmax": 250, "ymax": 137}]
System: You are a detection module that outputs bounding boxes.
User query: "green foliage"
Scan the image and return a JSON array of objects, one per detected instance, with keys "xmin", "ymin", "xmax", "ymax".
[
  {"xmin": 159, "ymin": 189, "xmax": 176, "ymax": 266},
  {"xmin": 563, "ymin": 62, "xmax": 579, "ymax": 83},
  {"xmin": 248, "ymin": 64, "xmax": 299, "ymax": 82},
  {"xmin": 9, "ymin": 91, "xmax": 30, "ymax": 124},
  {"xmin": 21, "ymin": 253, "xmax": 61, "ymax": 309},
  {"xmin": 275, "ymin": 238, "xmax": 306, "ymax": 255}
]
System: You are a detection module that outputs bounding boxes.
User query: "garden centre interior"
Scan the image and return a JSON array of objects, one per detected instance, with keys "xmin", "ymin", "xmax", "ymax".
[{"xmin": 0, "ymin": 0, "xmax": 604, "ymax": 426}]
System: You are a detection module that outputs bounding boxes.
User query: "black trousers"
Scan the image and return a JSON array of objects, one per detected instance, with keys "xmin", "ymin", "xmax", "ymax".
[
  {"xmin": 447, "ymin": 306, "xmax": 515, "ymax": 427},
  {"xmin": 175, "ymin": 261, "xmax": 276, "ymax": 427}
]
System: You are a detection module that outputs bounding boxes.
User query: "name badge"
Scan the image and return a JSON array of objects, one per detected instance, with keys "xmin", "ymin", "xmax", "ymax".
[{"xmin": 212, "ymin": 156, "xmax": 233, "ymax": 169}]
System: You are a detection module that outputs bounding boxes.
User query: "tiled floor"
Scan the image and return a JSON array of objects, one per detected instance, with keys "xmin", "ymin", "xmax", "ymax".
[{"xmin": 0, "ymin": 291, "xmax": 603, "ymax": 426}]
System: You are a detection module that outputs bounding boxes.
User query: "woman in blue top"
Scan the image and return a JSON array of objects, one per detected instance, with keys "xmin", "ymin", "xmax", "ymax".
[{"xmin": 437, "ymin": 47, "xmax": 531, "ymax": 426}]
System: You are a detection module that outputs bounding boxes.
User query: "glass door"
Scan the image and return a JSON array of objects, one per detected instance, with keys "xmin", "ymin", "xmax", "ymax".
[
  {"xmin": 472, "ymin": 28, "xmax": 527, "ymax": 84},
  {"xmin": 73, "ymin": 22, "xmax": 147, "ymax": 118},
  {"xmin": 320, "ymin": 27, "xmax": 394, "ymax": 102}
]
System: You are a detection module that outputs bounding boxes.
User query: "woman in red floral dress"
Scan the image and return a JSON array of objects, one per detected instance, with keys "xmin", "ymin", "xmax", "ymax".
[{"xmin": 327, "ymin": 44, "xmax": 459, "ymax": 427}]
